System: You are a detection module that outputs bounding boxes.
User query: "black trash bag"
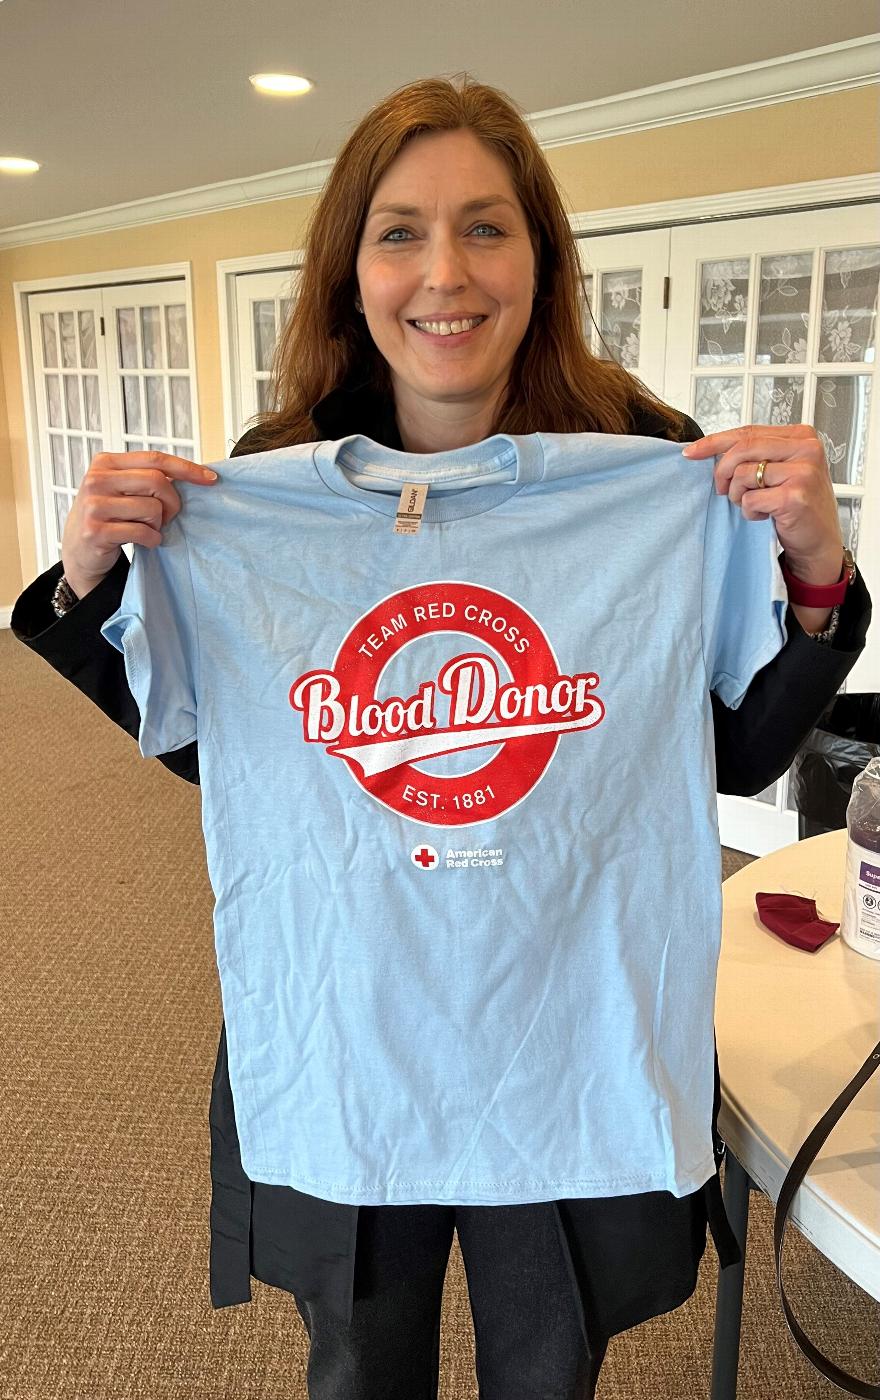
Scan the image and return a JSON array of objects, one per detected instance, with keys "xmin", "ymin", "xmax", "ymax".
[{"xmin": 789, "ymin": 694, "xmax": 880, "ymax": 835}]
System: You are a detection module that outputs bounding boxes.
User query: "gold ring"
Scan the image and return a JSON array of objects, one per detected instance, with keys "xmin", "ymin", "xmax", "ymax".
[{"xmin": 756, "ymin": 460, "xmax": 768, "ymax": 488}]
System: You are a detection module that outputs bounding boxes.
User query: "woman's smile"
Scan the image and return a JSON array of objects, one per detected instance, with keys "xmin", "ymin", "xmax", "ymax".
[{"xmin": 407, "ymin": 314, "xmax": 490, "ymax": 346}]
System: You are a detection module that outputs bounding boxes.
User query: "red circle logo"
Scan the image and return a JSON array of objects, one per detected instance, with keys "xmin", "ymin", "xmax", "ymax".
[{"xmin": 288, "ymin": 581, "xmax": 604, "ymax": 827}]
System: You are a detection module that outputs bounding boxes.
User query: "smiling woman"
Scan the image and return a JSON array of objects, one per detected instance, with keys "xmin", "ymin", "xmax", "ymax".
[
  {"xmin": 10, "ymin": 63, "xmax": 872, "ymax": 1400},
  {"xmin": 236, "ymin": 72, "xmax": 693, "ymax": 459}
]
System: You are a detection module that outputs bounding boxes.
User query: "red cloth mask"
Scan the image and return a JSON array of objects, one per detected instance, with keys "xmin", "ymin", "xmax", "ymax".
[{"xmin": 755, "ymin": 893, "xmax": 839, "ymax": 952}]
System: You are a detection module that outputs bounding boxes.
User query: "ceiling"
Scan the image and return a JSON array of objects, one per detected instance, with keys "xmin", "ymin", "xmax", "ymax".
[{"xmin": 1, "ymin": 0, "xmax": 877, "ymax": 232}]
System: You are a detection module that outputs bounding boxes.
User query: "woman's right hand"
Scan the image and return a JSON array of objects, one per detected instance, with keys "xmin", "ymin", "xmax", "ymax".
[{"xmin": 61, "ymin": 450, "xmax": 220, "ymax": 599}]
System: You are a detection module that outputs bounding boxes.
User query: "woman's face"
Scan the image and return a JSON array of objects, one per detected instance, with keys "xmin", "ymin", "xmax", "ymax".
[{"xmin": 355, "ymin": 128, "xmax": 537, "ymax": 449}]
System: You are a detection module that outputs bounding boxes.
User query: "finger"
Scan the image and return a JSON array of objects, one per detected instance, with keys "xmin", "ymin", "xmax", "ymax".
[
  {"xmin": 89, "ymin": 469, "xmax": 186, "ymax": 528},
  {"xmin": 101, "ymin": 519, "xmax": 165, "ymax": 546},
  {"xmin": 713, "ymin": 459, "xmax": 770, "ymax": 500},
  {"xmin": 681, "ymin": 428, "xmax": 775, "ymax": 459},
  {"xmin": 683, "ymin": 423, "xmax": 816, "ymax": 460},
  {"xmin": 90, "ymin": 493, "xmax": 169, "ymax": 529},
  {"xmin": 714, "ymin": 432, "xmax": 820, "ymax": 491},
  {"xmin": 725, "ymin": 459, "xmax": 787, "ymax": 505},
  {"xmin": 681, "ymin": 431, "xmax": 738, "ymax": 458},
  {"xmin": 736, "ymin": 484, "xmax": 787, "ymax": 522},
  {"xmin": 100, "ymin": 451, "xmax": 217, "ymax": 483}
]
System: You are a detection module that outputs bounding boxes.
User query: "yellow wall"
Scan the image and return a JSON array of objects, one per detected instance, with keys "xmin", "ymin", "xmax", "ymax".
[{"xmin": 2, "ymin": 83, "xmax": 878, "ymax": 606}]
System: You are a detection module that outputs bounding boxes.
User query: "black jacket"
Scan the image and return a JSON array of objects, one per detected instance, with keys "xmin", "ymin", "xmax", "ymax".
[{"xmin": 10, "ymin": 383, "xmax": 873, "ymax": 1341}]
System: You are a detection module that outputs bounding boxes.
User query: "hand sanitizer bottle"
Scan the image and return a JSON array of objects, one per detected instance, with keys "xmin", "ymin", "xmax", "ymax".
[{"xmin": 841, "ymin": 756, "xmax": 880, "ymax": 960}]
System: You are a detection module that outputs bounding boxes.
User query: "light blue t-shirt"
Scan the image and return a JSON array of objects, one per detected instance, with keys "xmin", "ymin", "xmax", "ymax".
[{"xmin": 101, "ymin": 431, "xmax": 788, "ymax": 1205}]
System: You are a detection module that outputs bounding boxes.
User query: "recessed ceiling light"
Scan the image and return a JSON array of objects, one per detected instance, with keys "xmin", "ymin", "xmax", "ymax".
[
  {"xmin": 249, "ymin": 73, "xmax": 313, "ymax": 96},
  {"xmin": 0, "ymin": 157, "xmax": 40, "ymax": 173}
]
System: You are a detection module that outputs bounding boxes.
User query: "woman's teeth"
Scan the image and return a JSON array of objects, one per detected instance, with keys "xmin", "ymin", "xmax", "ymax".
[{"xmin": 412, "ymin": 316, "xmax": 487, "ymax": 336}]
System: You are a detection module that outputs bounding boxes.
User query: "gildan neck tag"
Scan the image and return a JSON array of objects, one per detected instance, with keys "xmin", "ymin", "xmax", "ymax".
[
  {"xmin": 394, "ymin": 481, "xmax": 428, "ymax": 535},
  {"xmin": 311, "ymin": 432, "xmax": 545, "ymax": 523}
]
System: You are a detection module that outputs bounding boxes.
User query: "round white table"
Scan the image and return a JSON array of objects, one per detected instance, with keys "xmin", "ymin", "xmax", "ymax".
[{"xmin": 710, "ymin": 827, "xmax": 880, "ymax": 1399}]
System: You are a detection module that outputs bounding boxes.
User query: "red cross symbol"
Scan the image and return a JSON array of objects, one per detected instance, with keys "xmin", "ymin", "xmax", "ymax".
[{"xmin": 413, "ymin": 846, "xmax": 438, "ymax": 869}]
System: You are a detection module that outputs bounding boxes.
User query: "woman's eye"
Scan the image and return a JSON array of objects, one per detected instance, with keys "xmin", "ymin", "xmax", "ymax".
[{"xmin": 380, "ymin": 223, "xmax": 503, "ymax": 242}]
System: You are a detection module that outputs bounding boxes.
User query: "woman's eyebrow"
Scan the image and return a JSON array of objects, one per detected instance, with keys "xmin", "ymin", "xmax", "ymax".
[{"xmin": 366, "ymin": 196, "xmax": 517, "ymax": 221}]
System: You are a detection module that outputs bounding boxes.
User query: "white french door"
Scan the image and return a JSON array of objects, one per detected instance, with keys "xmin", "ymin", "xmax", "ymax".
[
  {"xmin": 575, "ymin": 228, "xmax": 670, "ymax": 393},
  {"xmin": 27, "ymin": 280, "xmax": 199, "ymax": 570},
  {"xmin": 665, "ymin": 206, "xmax": 879, "ymax": 854},
  {"xmin": 28, "ymin": 290, "xmax": 113, "ymax": 560},
  {"xmin": 576, "ymin": 207, "xmax": 879, "ymax": 854},
  {"xmin": 232, "ymin": 268, "xmax": 302, "ymax": 442}
]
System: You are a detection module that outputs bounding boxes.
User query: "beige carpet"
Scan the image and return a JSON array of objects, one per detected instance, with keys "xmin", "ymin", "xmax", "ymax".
[{"xmin": 1, "ymin": 625, "xmax": 876, "ymax": 1399}]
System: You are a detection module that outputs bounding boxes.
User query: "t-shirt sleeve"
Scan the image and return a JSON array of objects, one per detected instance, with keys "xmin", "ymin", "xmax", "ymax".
[
  {"xmin": 99, "ymin": 514, "xmax": 199, "ymax": 757},
  {"xmin": 701, "ymin": 480, "xmax": 789, "ymax": 710}
]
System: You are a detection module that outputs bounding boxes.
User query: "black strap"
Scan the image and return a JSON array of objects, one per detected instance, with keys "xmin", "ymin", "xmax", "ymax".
[
  {"xmin": 773, "ymin": 1038, "xmax": 880, "ymax": 1397},
  {"xmin": 704, "ymin": 1168, "xmax": 743, "ymax": 1267}
]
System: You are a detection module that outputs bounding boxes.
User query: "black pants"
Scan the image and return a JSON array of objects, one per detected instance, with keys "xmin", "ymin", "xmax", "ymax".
[{"xmin": 291, "ymin": 1200, "xmax": 608, "ymax": 1400}]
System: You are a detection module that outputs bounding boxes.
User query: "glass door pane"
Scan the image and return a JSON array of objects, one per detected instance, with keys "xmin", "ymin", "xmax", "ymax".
[
  {"xmin": 102, "ymin": 282, "xmax": 198, "ymax": 460},
  {"xmin": 576, "ymin": 230, "xmax": 670, "ymax": 400},
  {"xmin": 234, "ymin": 268, "xmax": 302, "ymax": 445},
  {"xmin": 28, "ymin": 290, "xmax": 112, "ymax": 563}
]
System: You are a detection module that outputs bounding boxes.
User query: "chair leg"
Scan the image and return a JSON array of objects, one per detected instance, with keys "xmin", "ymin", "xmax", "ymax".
[{"xmin": 710, "ymin": 1150, "xmax": 755, "ymax": 1400}]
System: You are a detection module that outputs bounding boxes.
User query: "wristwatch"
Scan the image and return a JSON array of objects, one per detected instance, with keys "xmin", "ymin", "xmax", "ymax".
[
  {"xmin": 780, "ymin": 548, "xmax": 855, "ymax": 645},
  {"xmin": 780, "ymin": 548, "xmax": 856, "ymax": 607},
  {"xmin": 50, "ymin": 574, "xmax": 80, "ymax": 618}
]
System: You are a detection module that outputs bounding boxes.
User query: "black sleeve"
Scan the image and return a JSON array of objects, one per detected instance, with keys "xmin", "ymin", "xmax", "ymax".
[
  {"xmin": 672, "ymin": 412, "xmax": 873, "ymax": 796},
  {"xmin": 11, "ymin": 549, "xmax": 202, "ymax": 786},
  {"xmin": 711, "ymin": 571, "xmax": 871, "ymax": 795},
  {"xmin": 10, "ymin": 428, "xmax": 264, "ymax": 788}
]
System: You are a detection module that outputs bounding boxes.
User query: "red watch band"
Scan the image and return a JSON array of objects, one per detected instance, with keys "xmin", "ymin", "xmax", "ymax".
[{"xmin": 780, "ymin": 551, "xmax": 853, "ymax": 607}]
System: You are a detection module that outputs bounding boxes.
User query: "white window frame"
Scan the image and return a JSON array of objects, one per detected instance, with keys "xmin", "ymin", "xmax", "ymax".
[
  {"xmin": 13, "ymin": 261, "xmax": 200, "ymax": 576},
  {"xmin": 216, "ymin": 250, "xmax": 305, "ymax": 457}
]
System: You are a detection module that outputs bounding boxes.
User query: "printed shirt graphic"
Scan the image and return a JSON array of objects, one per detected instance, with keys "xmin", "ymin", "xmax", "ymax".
[{"xmin": 101, "ymin": 432, "xmax": 788, "ymax": 1205}]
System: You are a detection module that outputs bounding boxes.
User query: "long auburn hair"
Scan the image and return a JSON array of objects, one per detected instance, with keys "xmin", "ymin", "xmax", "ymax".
[{"xmin": 240, "ymin": 72, "xmax": 690, "ymax": 450}]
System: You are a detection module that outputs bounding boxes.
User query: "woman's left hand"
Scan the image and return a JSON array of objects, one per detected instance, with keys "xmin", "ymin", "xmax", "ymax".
[{"xmin": 681, "ymin": 423, "xmax": 845, "ymax": 580}]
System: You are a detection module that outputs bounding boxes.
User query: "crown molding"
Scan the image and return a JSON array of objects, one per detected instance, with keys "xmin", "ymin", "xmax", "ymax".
[
  {"xmin": 533, "ymin": 34, "xmax": 879, "ymax": 147},
  {"xmin": 0, "ymin": 36, "xmax": 877, "ymax": 249},
  {"xmin": 569, "ymin": 172, "xmax": 880, "ymax": 233}
]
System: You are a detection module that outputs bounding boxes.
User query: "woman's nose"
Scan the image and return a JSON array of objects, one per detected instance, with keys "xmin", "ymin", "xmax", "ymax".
[{"xmin": 420, "ymin": 237, "xmax": 470, "ymax": 285}]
